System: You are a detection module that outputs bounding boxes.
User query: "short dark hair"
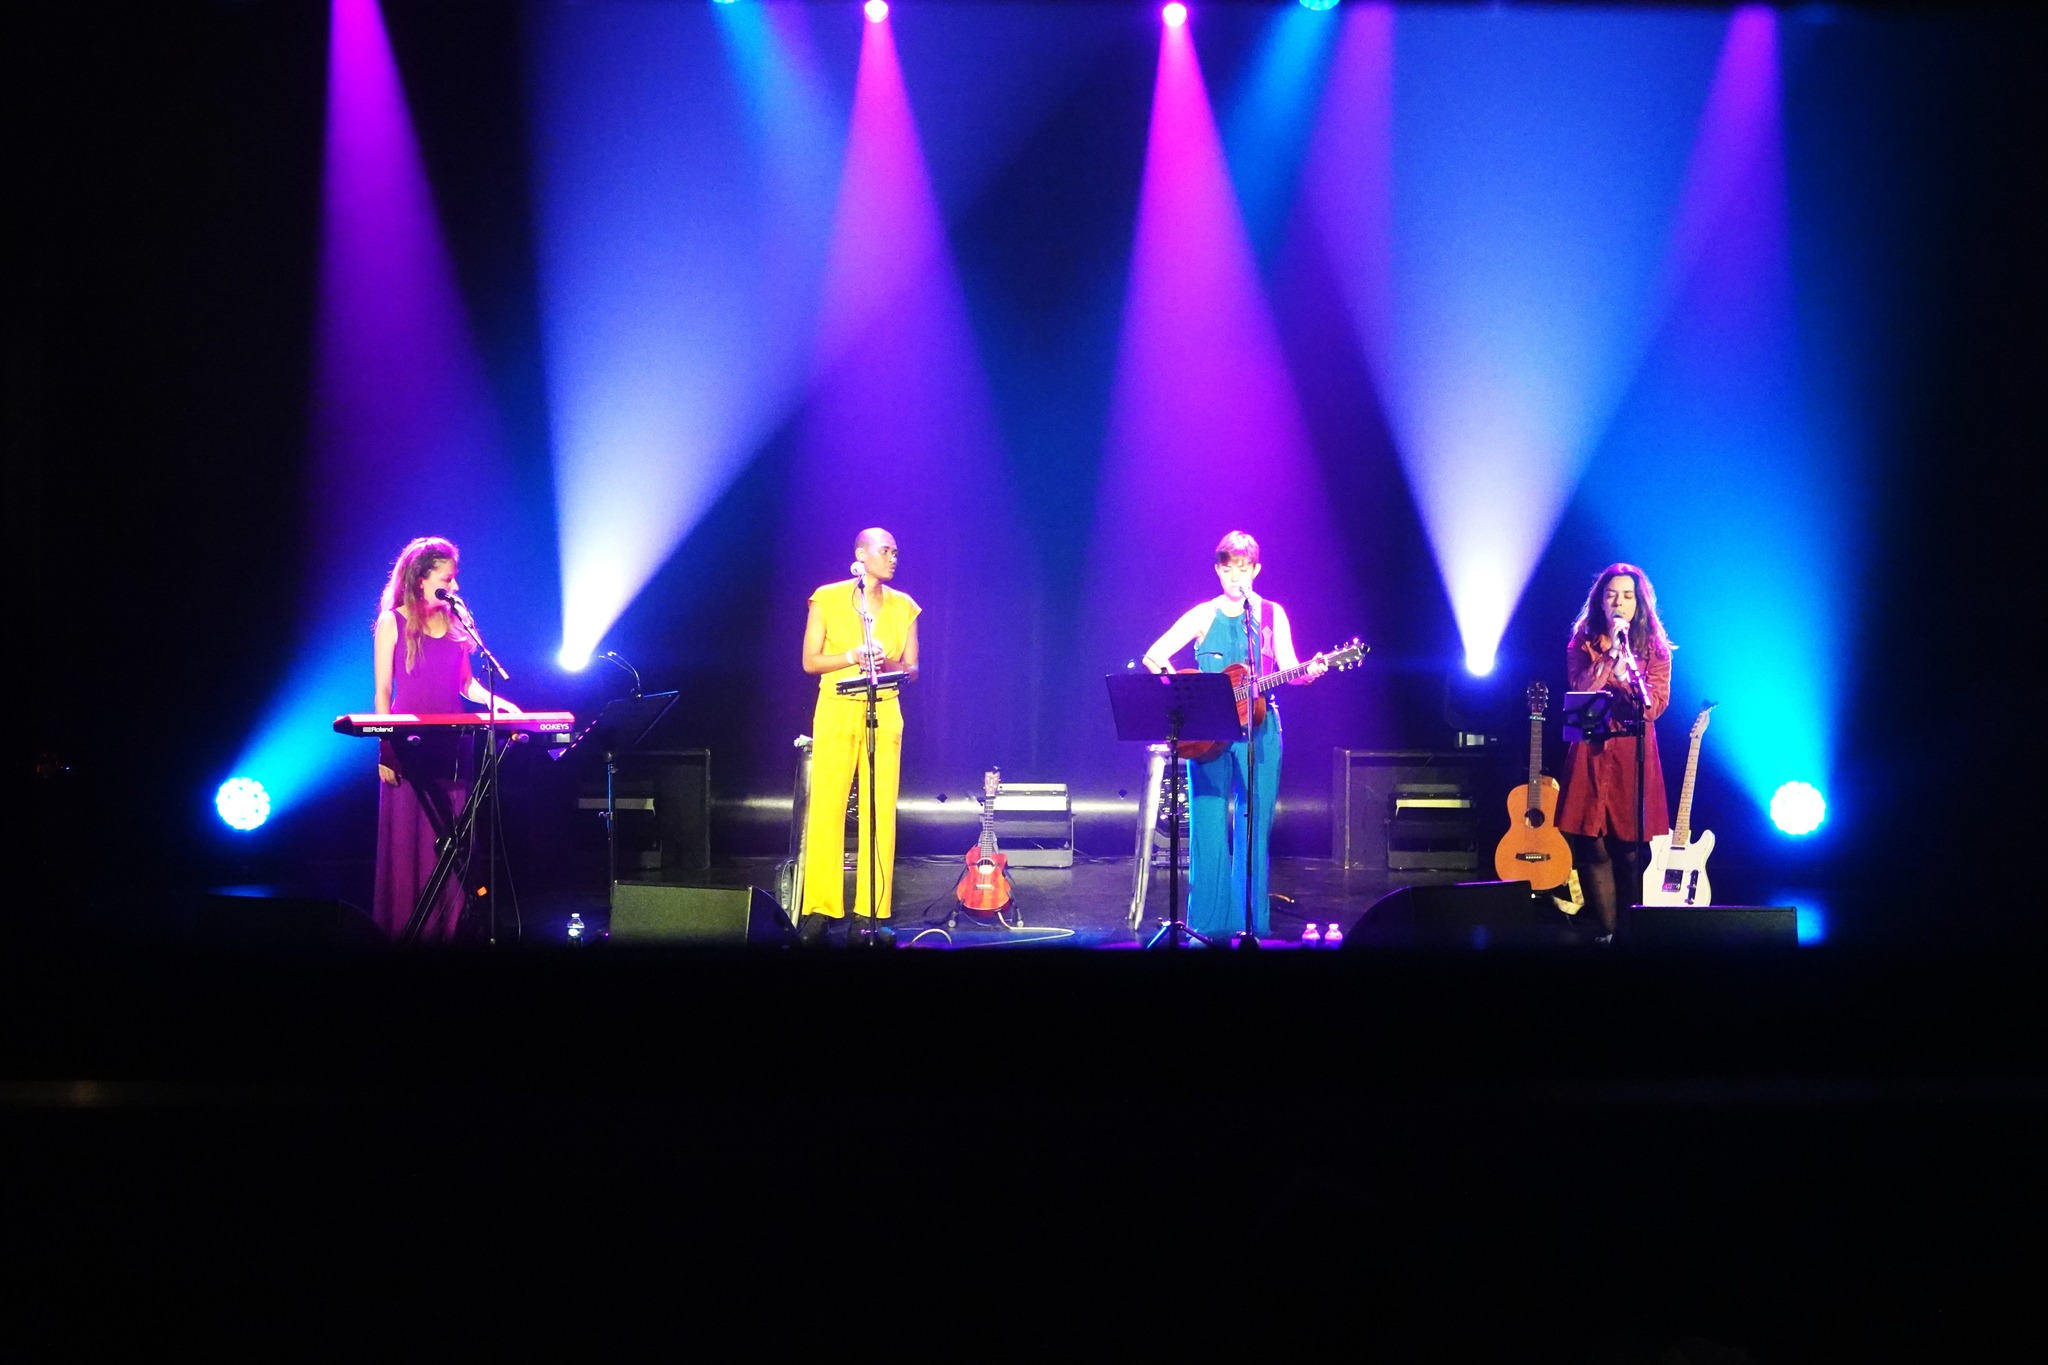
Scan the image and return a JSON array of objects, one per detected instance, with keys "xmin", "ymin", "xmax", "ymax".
[{"xmin": 1214, "ymin": 530, "xmax": 1261, "ymax": 565}]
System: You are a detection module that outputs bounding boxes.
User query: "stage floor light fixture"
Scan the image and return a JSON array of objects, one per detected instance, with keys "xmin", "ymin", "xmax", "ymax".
[
  {"xmin": 1769, "ymin": 780, "xmax": 1826, "ymax": 836},
  {"xmin": 216, "ymin": 778, "xmax": 272, "ymax": 832}
]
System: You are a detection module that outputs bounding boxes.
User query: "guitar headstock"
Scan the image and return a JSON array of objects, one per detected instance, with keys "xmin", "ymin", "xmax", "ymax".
[
  {"xmin": 1527, "ymin": 681, "xmax": 1550, "ymax": 716},
  {"xmin": 1321, "ymin": 637, "xmax": 1369, "ymax": 671},
  {"xmin": 982, "ymin": 768, "xmax": 1001, "ymax": 801},
  {"xmin": 1691, "ymin": 702, "xmax": 1718, "ymax": 739}
]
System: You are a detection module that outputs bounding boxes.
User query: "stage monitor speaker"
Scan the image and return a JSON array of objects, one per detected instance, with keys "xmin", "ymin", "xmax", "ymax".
[
  {"xmin": 1622, "ymin": 905, "xmax": 1797, "ymax": 948},
  {"xmin": 195, "ymin": 894, "xmax": 380, "ymax": 946},
  {"xmin": 609, "ymin": 883, "xmax": 791, "ymax": 946},
  {"xmin": 1342, "ymin": 879, "xmax": 1566, "ymax": 950}
]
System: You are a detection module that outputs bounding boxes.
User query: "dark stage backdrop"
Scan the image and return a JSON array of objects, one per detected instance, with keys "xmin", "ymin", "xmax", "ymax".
[{"xmin": 14, "ymin": 2, "xmax": 2045, "ymax": 942}]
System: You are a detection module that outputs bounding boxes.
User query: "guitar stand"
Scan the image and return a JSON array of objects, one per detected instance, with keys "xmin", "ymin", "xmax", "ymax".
[{"xmin": 945, "ymin": 880, "xmax": 1024, "ymax": 934}]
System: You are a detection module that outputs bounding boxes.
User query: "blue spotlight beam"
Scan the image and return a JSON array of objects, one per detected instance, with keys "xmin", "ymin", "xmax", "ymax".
[
  {"xmin": 1585, "ymin": 9, "xmax": 1841, "ymax": 817},
  {"xmin": 1221, "ymin": 0, "xmax": 1343, "ymax": 267},
  {"xmin": 533, "ymin": 2, "xmax": 850, "ymax": 669},
  {"xmin": 1327, "ymin": 8, "xmax": 1725, "ymax": 676}
]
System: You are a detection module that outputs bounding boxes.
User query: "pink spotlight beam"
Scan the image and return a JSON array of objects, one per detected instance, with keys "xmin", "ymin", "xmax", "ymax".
[
  {"xmin": 1090, "ymin": 1, "xmax": 1337, "ymax": 609},
  {"xmin": 812, "ymin": 11, "xmax": 947, "ymax": 368},
  {"xmin": 313, "ymin": 0, "xmax": 501, "ymax": 573}
]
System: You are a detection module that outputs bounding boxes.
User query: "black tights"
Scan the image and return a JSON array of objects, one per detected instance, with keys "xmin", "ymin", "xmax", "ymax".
[{"xmin": 1568, "ymin": 834, "xmax": 1640, "ymax": 936}]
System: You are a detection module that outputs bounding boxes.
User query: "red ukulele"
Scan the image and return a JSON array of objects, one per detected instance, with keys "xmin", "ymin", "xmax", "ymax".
[
  {"xmin": 954, "ymin": 769, "xmax": 1012, "ymax": 915},
  {"xmin": 1177, "ymin": 638, "xmax": 1367, "ymax": 764}
]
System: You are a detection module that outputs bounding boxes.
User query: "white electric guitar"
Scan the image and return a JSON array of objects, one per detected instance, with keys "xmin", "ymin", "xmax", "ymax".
[{"xmin": 1641, "ymin": 702, "xmax": 1717, "ymax": 906}]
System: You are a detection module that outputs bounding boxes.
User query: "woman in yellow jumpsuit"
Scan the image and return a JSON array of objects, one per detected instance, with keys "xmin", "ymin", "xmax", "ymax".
[{"xmin": 799, "ymin": 528, "xmax": 921, "ymax": 933}]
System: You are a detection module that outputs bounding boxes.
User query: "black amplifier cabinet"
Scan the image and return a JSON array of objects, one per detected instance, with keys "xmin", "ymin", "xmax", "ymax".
[{"xmin": 1332, "ymin": 749, "xmax": 1508, "ymax": 881}]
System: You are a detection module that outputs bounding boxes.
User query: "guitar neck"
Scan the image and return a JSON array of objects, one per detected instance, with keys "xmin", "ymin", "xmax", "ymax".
[
  {"xmin": 1525, "ymin": 711, "xmax": 1544, "ymax": 815},
  {"xmin": 1673, "ymin": 730, "xmax": 1704, "ymax": 845},
  {"xmin": 1252, "ymin": 657, "xmax": 1318, "ymax": 694},
  {"xmin": 979, "ymin": 800, "xmax": 998, "ymax": 856}
]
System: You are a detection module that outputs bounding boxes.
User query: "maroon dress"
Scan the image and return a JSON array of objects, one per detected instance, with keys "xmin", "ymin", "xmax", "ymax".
[
  {"xmin": 1557, "ymin": 634, "xmax": 1672, "ymax": 843},
  {"xmin": 373, "ymin": 612, "xmax": 475, "ymax": 942}
]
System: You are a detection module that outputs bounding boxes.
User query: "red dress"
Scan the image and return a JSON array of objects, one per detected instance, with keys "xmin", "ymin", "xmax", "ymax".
[{"xmin": 1557, "ymin": 635, "xmax": 1671, "ymax": 842}]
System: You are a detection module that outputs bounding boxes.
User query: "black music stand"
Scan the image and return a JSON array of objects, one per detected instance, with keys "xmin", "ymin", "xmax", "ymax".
[
  {"xmin": 1106, "ymin": 671, "xmax": 1243, "ymax": 948},
  {"xmin": 557, "ymin": 691, "xmax": 680, "ymax": 910},
  {"xmin": 836, "ymin": 668, "xmax": 909, "ymax": 945},
  {"xmin": 1563, "ymin": 682, "xmax": 1653, "ymax": 925},
  {"xmin": 1560, "ymin": 690, "xmax": 1622, "ymax": 745}
]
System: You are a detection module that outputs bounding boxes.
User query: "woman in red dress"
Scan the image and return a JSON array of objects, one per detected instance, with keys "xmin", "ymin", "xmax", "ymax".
[{"xmin": 1557, "ymin": 563, "xmax": 1672, "ymax": 942}]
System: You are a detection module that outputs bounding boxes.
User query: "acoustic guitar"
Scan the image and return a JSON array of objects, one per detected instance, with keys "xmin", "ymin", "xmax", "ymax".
[
  {"xmin": 1641, "ymin": 703, "xmax": 1718, "ymax": 906},
  {"xmin": 954, "ymin": 769, "xmax": 1012, "ymax": 914},
  {"xmin": 1494, "ymin": 681, "xmax": 1573, "ymax": 893},
  {"xmin": 1177, "ymin": 638, "xmax": 1368, "ymax": 763}
]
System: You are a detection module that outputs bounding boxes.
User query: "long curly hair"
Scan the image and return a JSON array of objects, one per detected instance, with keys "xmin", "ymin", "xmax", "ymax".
[
  {"xmin": 1568, "ymin": 562, "xmax": 1674, "ymax": 659},
  {"xmin": 377, "ymin": 536, "xmax": 470, "ymax": 673}
]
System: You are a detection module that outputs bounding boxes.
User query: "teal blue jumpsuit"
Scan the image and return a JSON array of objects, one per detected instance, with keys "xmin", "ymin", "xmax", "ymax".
[{"xmin": 1187, "ymin": 605, "xmax": 1280, "ymax": 939}]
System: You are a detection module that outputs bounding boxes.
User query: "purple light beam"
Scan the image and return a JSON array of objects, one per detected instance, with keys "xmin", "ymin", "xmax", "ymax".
[
  {"xmin": 1088, "ymin": 14, "xmax": 1340, "ymax": 663},
  {"xmin": 234, "ymin": 0, "xmax": 508, "ymax": 809},
  {"xmin": 784, "ymin": 11, "xmax": 1031, "ymax": 770}
]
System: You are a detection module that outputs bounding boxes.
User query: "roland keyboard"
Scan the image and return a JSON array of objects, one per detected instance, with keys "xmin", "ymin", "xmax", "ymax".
[{"xmin": 333, "ymin": 712, "xmax": 578, "ymax": 739}]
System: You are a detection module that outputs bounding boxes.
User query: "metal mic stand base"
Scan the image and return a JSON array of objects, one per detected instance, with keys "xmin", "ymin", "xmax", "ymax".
[
  {"xmin": 1146, "ymin": 920, "xmax": 1212, "ymax": 949},
  {"xmin": 848, "ymin": 919, "xmax": 896, "ymax": 948}
]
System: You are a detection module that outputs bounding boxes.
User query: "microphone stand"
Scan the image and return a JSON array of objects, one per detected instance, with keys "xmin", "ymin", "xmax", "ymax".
[
  {"xmin": 458, "ymin": 596, "xmax": 509, "ymax": 944},
  {"xmin": 1613, "ymin": 626, "xmax": 1653, "ymax": 921},
  {"xmin": 599, "ymin": 652, "xmax": 642, "ymax": 905},
  {"xmin": 1238, "ymin": 597, "xmax": 1264, "ymax": 949},
  {"xmin": 401, "ymin": 596, "xmax": 517, "ymax": 945},
  {"xmin": 852, "ymin": 573, "xmax": 887, "ymax": 947}
]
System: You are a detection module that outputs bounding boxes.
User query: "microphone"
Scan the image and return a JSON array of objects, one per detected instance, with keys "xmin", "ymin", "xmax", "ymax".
[
  {"xmin": 434, "ymin": 588, "xmax": 466, "ymax": 608},
  {"xmin": 849, "ymin": 560, "xmax": 864, "ymax": 581}
]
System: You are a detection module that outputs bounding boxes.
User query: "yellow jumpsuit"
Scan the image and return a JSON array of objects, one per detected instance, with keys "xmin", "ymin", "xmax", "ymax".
[{"xmin": 804, "ymin": 580, "xmax": 920, "ymax": 920}]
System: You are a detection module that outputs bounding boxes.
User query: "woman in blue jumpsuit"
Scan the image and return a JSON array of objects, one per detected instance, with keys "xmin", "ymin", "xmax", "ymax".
[{"xmin": 1140, "ymin": 531, "xmax": 1327, "ymax": 941}]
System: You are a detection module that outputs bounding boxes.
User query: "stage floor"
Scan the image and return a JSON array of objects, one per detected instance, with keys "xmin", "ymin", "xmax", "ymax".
[{"xmin": 517, "ymin": 854, "xmax": 1578, "ymax": 950}]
